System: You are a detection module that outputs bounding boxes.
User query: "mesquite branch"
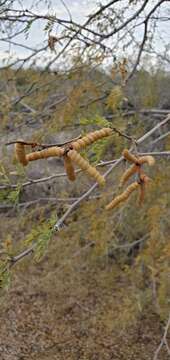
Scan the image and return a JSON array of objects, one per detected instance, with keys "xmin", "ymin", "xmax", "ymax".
[
  {"xmin": 3, "ymin": 114, "xmax": 169, "ymax": 268},
  {"xmin": 6, "ymin": 126, "xmax": 132, "ymax": 149},
  {"xmin": 6, "ymin": 135, "xmax": 82, "ymax": 148},
  {"xmin": 0, "ymin": 151, "xmax": 170, "ymax": 191}
]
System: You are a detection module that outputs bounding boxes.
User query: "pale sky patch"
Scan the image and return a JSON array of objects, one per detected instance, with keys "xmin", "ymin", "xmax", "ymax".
[{"xmin": 0, "ymin": 0, "xmax": 169, "ymax": 69}]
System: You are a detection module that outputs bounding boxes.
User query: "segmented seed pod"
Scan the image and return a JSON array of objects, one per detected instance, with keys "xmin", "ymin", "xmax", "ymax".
[
  {"xmin": 138, "ymin": 183, "xmax": 145, "ymax": 206},
  {"xmin": 140, "ymin": 173, "xmax": 151, "ymax": 183},
  {"xmin": 138, "ymin": 155, "xmax": 155, "ymax": 166},
  {"xmin": 68, "ymin": 149, "xmax": 105, "ymax": 186},
  {"xmin": 106, "ymin": 181, "xmax": 139, "ymax": 210},
  {"xmin": 63, "ymin": 154, "xmax": 76, "ymax": 181},
  {"xmin": 119, "ymin": 164, "xmax": 139, "ymax": 187},
  {"xmin": 15, "ymin": 142, "xmax": 28, "ymax": 166},
  {"xmin": 26, "ymin": 146, "xmax": 64, "ymax": 162},
  {"xmin": 72, "ymin": 128, "xmax": 112, "ymax": 151},
  {"xmin": 138, "ymin": 173, "xmax": 151, "ymax": 206},
  {"xmin": 122, "ymin": 149, "xmax": 139, "ymax": 164}
]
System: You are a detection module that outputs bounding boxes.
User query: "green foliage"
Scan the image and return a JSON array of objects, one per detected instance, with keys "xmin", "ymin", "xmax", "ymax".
[
  {"xmin": 25, "ymin": 214, "xmax": 56, "ymax": 262},
  {"xmin": 0, "ymin": 162, "xmax": 10, "ymax": 184},
  {"xmin": 0, "ymin": 185, "xmax": 21, "ymax": 205},
  {"xmin": 106, "ymin": 86, "xmax": 124, "ymax": 111},
  {"xmin": 0, "ymin": 159, "xmax": 25, "ymax": 206},
  {"xmin": 80, "ymin": 114, "xmax": 110, "ymax": 128},
  {"xmin": 0, "ymin": 259, "xmax": 11, "ymax": 291},
  {"xmin": 0, "ymin": 189, "xmax": 9, "ymax": 202},
  {"xmin": 6, "ymin": 186, "xmax": 21, "ymax": 205},
  {"xmin": 89, "ymin": 137, "xmax": 113, "ymax": 163},
  {"xmin": 24, "ymin": 19, "xmax": 34, "ymax": 38},
  {"xmin": 44, "ymin": 16, "xmax": 55, "ymax": 32}
]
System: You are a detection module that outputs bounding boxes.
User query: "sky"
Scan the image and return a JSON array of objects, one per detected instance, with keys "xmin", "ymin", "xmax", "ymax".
[
  {"xmin": 0, "ymin": 0, "xmax": 96, "ymax": 63},
  {"xmin": 0, "ymin": 0, "xmax": 169, "ymax": 69}
]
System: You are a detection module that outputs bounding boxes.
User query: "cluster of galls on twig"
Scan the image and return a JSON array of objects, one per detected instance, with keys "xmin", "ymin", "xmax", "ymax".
[
  {"xmin": 14, "ymin": 128, "xmax": 112, "ymax": 186},
  {"xmin": 106, "ymin": 149, "xmax": 155, "ymax": 210},
  {"xmin": 13, "ymin": 128, "xmax": 155, "ymax": 211}
]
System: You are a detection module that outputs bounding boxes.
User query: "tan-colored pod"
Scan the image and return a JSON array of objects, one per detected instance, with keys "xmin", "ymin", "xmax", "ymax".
[
  {"xmin": 122, "ymin": 149, "xmax": 139, "ymax": 164},
  {"xmin": 106, "ymin": 181, "xmax": 139, "ymax": 210},
  {"xmin": 138, "ymin": 184, "xmax": 145, "ymax": 206},
  {"xmin": 68, "ymin": 149, "xmax": 105, "ymax": 186},
  {"xmin": 26, "ymin": 146, "xmax": 64, "ymax": 162},
  {"xmin": 72, "ymin": 128, "xmax": 112, "ymax": 151},
  {"xmin": 63, "ymin": 154, "xmax": 76, "ymax": 181},
  {"xmin": 119, "ymin": 164, "xmax": 139, "ymax": 187},
  {"xmin": 138, "ymin": 173, "xmax": 151, "ymax": 206},
  {"xmin": 140, "ymin": 173, "xmax": 151, "ymax": 184},
  {"xmin": 137, "ymin": 155, "xmax": 155, "ymax": 166},
  {"xmin": 15, "ymin": 142, "xmax": 28, "ymax": 166}
]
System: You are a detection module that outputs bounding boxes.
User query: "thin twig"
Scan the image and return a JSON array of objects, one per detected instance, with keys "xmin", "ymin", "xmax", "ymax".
[
  {"xmin": 153, "ymin": 312, "xmax": 170, "ymax": 360},
  {"xmin": 138, "ymin": 114, "xmax": 170, "ymax": 144},
  {"xmin": 113, "ymin": 234, "xmax": 148, "ymax": 250},
  {"xmin": 127, "ymin": 20, "xmax": 148, "ymax": 81},
  {"xmin": 112, "ymin": 126, "xmax": 133, "ymax": 141},
  {"xmin": 10, "ymin": 245, "xmax": 35, "ymax": 266},
  {"xmin": 150, "ymin": 132, "xmax": 170, "ymax": 148},
  {"xmin": 5, "ymin": 135, "xmax": 82, "ymax": 148},
  {"xmin": 5, "ymin": 124, "xmax": 136, "ymax": 148},
  {"xmin": 0, "ymin": 195, "xmax": 101, "ymax": 210},
  {"xmin": 106, "ymin": 109, "xmax": 170, "ymax": 120}
]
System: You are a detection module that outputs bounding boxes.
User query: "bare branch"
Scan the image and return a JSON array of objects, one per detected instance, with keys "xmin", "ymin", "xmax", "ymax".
[
  {"xmin": 127, "ymin": 20, "xmax": 148, "ymax": 81},
  {"xmin": 6, "ymin": 134, "xmax": 82, "ymax": 148},
  {"xmin": 10, "ymin": 245, "xmax": 35, "ymax": 266},
  {"xmin": 0, "ymin": 195, "xmax": 100, "ymax": 211},
  {"xmin": 106, "ymin": 109, "xmax": 170, "ymax": 120},
  {"xmin": 153, "ymin": 312, "xmax": 170, "ymax": 360}
]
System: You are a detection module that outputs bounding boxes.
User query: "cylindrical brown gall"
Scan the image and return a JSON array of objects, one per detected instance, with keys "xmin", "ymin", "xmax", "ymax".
[
  {"xmin": 63, "ymin": 154, "xmax": 76, "ymax": 181},
  {"xmin": 138, "ymin": 183, "xmax": 145, "ymax": 206},
  {"xmin": 68, "ymin": 149, "xmax": 105, "ymax": 186},
  {"xmin": 72, "ymin": 128, "xmax": 112, "ymax": 151},
  {"xmin": 15, "ymin": 142, "xmax": 28, "ymax": 166},
  {"xmin": 72, "ymin": 139, "xmax": 86, "ymax": 151},
  {"xmin": 119, "ymin": 164, "xmax": 139, "ymax": 187},
  {"xmin": 138, "ymin": 155, "xmax": 155, "ymax": 166},
  {"xmin": 139, "ymin": 173, "xmax": 151, "ymax": 183},
  {"xmin": 138, "ymin": 173, "xmax": 151, "ymax": 206},
  {"xmin": 106, "ymin": 182, "xmax": 139, "ymax": 210},
  {"xmin": 26, "ymin": 146, "xmax": 64, "ymax": 162},
  {"xmin": 122, "ymin": 149, "xmax": 139, "ymax": 164}
]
